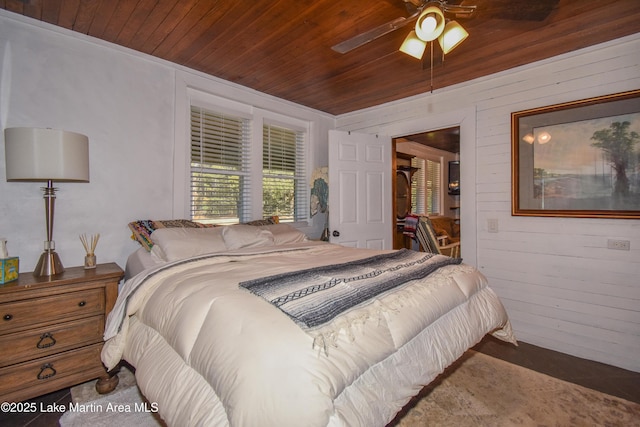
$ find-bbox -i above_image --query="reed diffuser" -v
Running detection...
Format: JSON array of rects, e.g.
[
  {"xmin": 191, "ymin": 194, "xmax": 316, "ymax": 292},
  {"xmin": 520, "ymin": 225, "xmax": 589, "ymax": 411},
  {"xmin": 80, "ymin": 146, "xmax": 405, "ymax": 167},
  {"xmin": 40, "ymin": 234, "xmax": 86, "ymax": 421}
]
[{"xmin": 80, "ymin": 233, "xmax": 99, "ymax": 269}]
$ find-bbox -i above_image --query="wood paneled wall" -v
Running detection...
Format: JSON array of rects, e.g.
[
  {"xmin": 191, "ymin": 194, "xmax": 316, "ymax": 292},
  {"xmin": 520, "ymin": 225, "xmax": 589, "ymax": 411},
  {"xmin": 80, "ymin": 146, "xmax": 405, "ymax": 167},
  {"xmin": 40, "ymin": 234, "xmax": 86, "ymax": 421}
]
[{"xmin": 337, "ymin": 34, "xmax": 640, "ymax": 372}]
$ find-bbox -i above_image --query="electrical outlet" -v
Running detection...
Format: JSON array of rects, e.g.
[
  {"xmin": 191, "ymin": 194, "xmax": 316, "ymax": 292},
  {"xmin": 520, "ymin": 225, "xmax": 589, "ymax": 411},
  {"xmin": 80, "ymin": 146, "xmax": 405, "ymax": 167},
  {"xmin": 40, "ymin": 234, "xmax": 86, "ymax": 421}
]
[
  {"xmin": 607, "ymin": 239, "xmax": 630, "ymax": 251},
  {"xmin": 487, "ymin": 218, "xmax": 499, "ymax": 233}
]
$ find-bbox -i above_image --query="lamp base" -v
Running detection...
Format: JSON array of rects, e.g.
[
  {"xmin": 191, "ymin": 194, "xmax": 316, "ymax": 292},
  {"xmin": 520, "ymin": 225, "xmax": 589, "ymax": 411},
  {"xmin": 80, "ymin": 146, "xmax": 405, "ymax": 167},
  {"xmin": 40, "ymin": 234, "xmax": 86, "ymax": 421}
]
[{"xmin": 33, "ymin": 250, "xmax": 65, "ymax": 277}]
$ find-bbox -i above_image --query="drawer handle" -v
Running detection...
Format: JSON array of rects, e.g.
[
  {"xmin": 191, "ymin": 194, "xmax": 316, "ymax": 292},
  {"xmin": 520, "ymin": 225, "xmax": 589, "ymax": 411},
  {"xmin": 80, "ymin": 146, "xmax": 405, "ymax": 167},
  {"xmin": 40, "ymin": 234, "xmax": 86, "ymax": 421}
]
[
  {"xmin": 36, "ymin": 332, "xmax": 57, "ymax": 349},
  {"xmin": 3, "ymin": 314, "xmax": 12, "ymax": 321},
  {"xmin": 37, "ymin": 363, "xmax": 57, "ymax": 380},
  {"xmin": 78, "ymin": 300, "xmax": 86, "ymax": 307}
]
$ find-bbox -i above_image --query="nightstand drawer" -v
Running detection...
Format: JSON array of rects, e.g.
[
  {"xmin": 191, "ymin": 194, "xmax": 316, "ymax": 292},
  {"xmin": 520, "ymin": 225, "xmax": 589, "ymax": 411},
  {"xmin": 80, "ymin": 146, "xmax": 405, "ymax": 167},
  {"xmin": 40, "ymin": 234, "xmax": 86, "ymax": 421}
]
[
  {"xmin": 0, "ymin": 315, "xmax": 104, "ymax": 367},
  {"xmin": 0, "ymin": 343, "xmax": 104, "ymax": 403},
  {"xmin": 0, "ymin": 288, "xmax": 104, "ymax": 333}
]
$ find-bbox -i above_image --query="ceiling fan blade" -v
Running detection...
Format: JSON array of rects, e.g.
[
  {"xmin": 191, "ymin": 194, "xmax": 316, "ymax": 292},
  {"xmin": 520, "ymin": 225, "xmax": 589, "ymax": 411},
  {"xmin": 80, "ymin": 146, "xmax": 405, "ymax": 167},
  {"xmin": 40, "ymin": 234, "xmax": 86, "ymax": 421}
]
[
  {"xmin": 332, "ymin": 13, "xmax": 419, "ymax": 54},
  {"xmin": 469, "ymin": 0, "xmax": 559, "ymax": 21},
  {"xmin": 441, "ymin": 4, "xmax": 477, "ymax": 18}
]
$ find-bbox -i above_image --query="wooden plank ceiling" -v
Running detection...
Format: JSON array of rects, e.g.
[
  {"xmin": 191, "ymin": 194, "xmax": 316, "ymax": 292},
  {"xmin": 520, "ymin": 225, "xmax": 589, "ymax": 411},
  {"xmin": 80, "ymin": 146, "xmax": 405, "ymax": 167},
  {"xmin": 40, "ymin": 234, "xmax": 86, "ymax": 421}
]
[{"xmin": 2, "ymin": 0, "xmax": 639, "ymax": 115}]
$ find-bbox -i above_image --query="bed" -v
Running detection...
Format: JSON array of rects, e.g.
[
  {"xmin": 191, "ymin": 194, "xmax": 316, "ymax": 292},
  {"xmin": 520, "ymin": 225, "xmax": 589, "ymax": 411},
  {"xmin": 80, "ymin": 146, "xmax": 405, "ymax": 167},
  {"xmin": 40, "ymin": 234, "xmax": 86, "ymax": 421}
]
[{"xmin": 102, "ymin": 220, "xmax": 516, "ymax": 426}]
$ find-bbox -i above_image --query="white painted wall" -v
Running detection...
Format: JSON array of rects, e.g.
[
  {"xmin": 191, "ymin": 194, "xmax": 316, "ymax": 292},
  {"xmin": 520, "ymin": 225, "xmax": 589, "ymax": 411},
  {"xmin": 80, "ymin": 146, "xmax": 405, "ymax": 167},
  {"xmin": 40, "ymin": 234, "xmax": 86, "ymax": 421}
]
[
  {"xmin": 0, "ymin": 11, "xmax": 334, "ymax": 273},
  {"xmin": 337, "ymin": 34, "xmax": 640, "ymax": 372}
]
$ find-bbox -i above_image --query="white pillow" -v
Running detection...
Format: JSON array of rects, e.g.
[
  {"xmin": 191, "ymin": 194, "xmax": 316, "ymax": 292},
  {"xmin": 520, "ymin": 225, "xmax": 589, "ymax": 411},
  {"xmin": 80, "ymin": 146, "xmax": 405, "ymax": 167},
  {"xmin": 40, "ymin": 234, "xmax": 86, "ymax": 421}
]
[
  {"xmin": 259, "ymin": 223, "xmax": 308, "ymax": 245},
  {"xmin": 150, "ymin": 227, "xmax": 227, "ymax": 262},
  {"xmin": 221, "ymin": 224, "xmax": 275, "ymax": 250}
]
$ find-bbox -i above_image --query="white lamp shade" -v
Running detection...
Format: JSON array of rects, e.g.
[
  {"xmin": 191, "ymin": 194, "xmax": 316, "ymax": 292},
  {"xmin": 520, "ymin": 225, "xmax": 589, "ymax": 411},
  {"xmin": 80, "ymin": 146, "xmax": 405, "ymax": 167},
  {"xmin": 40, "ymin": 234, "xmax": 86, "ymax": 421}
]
[
  {"xmin": 415, "ymin": 6, "xmax": 445, "ymax": 42},
  {"xmin": 399, "ymin": 31, "xmax": 427, "ymax": 59},
  {"xmin": 438, "ymin": 21, "xmax": 469, "ymax": 54},
  {"xmin": 4, "ymin": 127, "xmax": 89, "ymax": 182}
]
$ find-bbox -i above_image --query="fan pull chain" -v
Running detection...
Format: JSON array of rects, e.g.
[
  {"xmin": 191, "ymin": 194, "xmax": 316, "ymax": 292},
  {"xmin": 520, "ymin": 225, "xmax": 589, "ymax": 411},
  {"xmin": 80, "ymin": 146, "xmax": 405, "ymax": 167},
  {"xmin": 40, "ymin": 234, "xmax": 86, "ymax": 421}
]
[{"xmin": 430, "ymin": 41, "xmax": 434, "ymax": 93}]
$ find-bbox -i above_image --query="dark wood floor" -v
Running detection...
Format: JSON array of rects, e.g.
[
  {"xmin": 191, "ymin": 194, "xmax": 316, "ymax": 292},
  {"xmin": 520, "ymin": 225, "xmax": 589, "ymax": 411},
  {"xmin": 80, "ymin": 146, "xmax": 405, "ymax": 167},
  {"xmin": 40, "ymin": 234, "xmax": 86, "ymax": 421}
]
[
  {"xmin": 472, "ymin": 337, "xmax": 640, "ymax": 405},
  {"xmin": 1, "ymin": 337, "xmax": 639, "ymax": 426}
]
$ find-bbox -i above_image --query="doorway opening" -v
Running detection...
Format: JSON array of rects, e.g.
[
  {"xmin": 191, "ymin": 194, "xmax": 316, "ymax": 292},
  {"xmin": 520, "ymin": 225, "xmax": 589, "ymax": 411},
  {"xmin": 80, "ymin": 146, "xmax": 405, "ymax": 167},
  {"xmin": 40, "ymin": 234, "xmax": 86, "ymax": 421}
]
[{"xmin": 393, "ymin": 126, "xmax": 460, "ymax": 251}]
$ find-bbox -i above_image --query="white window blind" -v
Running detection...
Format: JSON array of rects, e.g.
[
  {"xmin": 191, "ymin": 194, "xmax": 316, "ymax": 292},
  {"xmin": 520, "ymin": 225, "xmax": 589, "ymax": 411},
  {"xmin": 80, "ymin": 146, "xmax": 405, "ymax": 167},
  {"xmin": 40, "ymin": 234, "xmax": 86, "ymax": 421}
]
[
  {"xmin": 190, "ymin": 106, "xmax": 251, "ymax": 224},
  {"xmin": 263, "ymin": 124, "xmax": 307, "ymax": 222},
  {"xmin": 411, "ymin": 157, "xmax": 441, "ymax": 215},
  {"xmin": 425, "ymin": 158, "xmax": 441, "ymax": 215},
  {"xmin": 411, "ymin": 157, "xmax": 426, "ymax": 214}
]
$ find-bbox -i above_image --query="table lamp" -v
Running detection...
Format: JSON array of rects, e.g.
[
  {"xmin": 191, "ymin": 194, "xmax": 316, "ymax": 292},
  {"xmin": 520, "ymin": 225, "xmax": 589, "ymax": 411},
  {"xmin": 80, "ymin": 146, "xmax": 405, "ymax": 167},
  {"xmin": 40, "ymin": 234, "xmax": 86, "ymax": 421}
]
[{"xmin": 4, "ymin": 127, "xmax": 89, "ymax": 277}]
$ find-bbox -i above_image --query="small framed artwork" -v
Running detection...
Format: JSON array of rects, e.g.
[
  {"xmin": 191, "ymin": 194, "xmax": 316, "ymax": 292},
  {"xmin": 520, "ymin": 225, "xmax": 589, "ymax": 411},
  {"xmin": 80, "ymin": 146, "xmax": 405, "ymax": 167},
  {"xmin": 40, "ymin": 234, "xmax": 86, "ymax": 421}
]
[{"xmin": 511, "ymin": 89, "xmax": 640, "ymax": 219}]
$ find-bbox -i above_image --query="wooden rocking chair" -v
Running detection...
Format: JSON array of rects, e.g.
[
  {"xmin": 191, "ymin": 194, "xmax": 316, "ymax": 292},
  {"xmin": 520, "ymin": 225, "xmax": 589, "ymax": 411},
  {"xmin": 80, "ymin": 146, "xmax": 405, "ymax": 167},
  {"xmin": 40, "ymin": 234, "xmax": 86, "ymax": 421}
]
[{"xmin": 416, "ymin": 216, "xmax": 461, "ymax": 259}]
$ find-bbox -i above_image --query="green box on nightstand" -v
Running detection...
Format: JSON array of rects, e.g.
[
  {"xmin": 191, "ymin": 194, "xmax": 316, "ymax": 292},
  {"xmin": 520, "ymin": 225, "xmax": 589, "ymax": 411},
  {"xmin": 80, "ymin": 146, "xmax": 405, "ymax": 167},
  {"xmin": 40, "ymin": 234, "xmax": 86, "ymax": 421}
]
[{"xmin": 0, "ymin": 257, "xmax": 19, "ymax": 284}]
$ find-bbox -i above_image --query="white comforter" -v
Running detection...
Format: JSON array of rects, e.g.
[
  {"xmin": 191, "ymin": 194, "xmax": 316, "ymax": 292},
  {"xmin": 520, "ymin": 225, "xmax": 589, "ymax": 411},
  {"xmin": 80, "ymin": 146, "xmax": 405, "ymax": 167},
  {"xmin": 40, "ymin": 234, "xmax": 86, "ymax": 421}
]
[{"xmin": 102, "ymin": 242, "xmax": 515, "ymax": 427}]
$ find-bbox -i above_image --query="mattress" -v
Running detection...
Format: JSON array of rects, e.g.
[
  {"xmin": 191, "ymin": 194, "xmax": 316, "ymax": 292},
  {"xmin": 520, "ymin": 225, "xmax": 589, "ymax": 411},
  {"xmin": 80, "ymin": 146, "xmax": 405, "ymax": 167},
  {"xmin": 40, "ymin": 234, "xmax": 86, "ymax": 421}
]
[{"xmin": 123, "ymin": 246, "xmax": 164, "ymax": 280}]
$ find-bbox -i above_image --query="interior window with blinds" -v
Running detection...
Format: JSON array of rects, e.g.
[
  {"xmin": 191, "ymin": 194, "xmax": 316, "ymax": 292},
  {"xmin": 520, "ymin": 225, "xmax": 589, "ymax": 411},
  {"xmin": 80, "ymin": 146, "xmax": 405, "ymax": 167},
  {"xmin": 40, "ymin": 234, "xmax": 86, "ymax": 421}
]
[
  {"xmin": 190, "ymin": 106, "xmax": 251, "ymax": 224},
  {"xmin": 411, "ymin": 157, "xmax": 426, "ymax": 214},
  {"xmin": 412, "ymin": 157, "xmax": 441, "ymax": 215},
  {"xmin": 263, "ymin": 124, "xmax": 307, "ymax": 222}
]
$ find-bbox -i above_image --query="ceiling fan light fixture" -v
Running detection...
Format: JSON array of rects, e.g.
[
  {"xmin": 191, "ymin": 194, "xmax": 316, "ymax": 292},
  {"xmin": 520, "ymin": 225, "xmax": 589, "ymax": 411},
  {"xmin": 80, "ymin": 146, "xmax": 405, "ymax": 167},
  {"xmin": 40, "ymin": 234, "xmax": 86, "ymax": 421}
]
[
  {"xmin": 522, "ymin": 133, "xmax": 535, "ymax": 144},
  {"xmin": 537, "ymin": 131, "xmax": 552, "ymax": 144},
  {"xmin": 419, "ymin": 15, "xmax": 437, "ymax": 34},
  {"xmin": 415, "ymin": 6, "xmax": 445, "ymax": 42},
  {"xmin": 399, "ymin": 30, "xmax": 427, "ymax": 59},
  {"xmin": 438, "ymin": 20, "xmax": 469, "ymax": 54}
]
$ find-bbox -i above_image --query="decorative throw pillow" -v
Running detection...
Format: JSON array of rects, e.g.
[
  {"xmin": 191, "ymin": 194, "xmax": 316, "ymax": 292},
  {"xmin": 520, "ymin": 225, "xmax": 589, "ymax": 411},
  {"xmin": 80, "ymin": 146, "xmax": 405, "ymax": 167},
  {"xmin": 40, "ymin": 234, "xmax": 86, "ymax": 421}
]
[
  {"xmin": 243, "ymin": 216, "xmax": 279, "ymax": 226},
  {"xmin": 128, "ymin": 219, "xmax": 205, "ymax": 251}
]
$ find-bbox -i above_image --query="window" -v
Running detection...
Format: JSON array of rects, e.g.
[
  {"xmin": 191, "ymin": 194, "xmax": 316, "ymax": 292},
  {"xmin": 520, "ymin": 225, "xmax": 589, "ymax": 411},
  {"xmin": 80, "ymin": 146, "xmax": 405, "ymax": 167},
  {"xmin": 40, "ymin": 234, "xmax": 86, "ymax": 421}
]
[
  {"xmin": 411, "ymin": 157, "xmax": 426, "ymax": 214},
  {"xmin": 425, "ymin": 158, "xmax": 442, "ymax": 215},
  {"xmin": 412, "ymin": 156, "xmax": 441, "ymax": 215},
  {"xmin": 263, "ymin": 124, "xmax": 307, "ymax": 222},
  {"xmin": 190, "ymin": 106, "xmax": 252, "ymax": 224},
  {"xmin": 190, "ymin": 103, "xmax": 308, "ymax": 224}
]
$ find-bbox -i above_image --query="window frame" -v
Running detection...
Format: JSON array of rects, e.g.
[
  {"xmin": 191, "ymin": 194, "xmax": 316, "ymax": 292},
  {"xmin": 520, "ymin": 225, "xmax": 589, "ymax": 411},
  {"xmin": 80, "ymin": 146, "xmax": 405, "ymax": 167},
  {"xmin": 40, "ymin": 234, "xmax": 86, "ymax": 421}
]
[
  {"xmin": 262, "ymin": 118, "xmax": 309, "ymax": 222},
  {"xmin": 190, "ymin": 105, "xmax": 253, "ymax": 224},
  {"xmin": 175, "ymin": 86, "xmax": 311, "ymax": 224}
]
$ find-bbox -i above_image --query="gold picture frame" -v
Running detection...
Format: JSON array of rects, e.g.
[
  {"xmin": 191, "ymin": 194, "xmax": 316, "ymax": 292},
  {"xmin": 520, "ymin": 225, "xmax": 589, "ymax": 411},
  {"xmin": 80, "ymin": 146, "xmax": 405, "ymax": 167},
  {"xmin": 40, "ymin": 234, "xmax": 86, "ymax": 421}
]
[{"xmin": 512, "ymin": 89, "xmax": 640, "ymax": 219}]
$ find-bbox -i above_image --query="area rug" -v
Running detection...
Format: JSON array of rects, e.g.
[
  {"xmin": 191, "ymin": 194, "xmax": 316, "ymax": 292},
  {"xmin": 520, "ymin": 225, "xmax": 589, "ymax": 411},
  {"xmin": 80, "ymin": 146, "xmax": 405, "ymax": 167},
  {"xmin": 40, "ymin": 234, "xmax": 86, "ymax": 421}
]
[
  {"xmin": 59, "ymin": 351, "xmax": 640, "ymax": 427},
  {"xmin": 390, "ymin": 351, "xmax": 640, "ymax": 427},
  {"xmin": 58, "ymin": 365, "xmax": 165, "ymax": 427}
]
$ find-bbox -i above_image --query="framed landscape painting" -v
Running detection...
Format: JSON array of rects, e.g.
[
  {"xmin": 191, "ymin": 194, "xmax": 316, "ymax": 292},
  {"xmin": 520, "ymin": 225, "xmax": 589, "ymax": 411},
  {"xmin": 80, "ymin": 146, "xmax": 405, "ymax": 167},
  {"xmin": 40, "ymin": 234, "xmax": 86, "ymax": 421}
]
[{"xmin": 512, "ymin": 89, "xmax": 640, "ymax": 219}]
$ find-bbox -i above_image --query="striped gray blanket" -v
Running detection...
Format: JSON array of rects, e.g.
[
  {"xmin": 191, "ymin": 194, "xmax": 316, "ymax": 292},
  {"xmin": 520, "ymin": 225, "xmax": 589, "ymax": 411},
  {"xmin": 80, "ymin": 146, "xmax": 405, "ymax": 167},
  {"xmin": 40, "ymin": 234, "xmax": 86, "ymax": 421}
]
[{"xmin": 239, "ymin": 249, "xmax": 462, "ymax": 330}]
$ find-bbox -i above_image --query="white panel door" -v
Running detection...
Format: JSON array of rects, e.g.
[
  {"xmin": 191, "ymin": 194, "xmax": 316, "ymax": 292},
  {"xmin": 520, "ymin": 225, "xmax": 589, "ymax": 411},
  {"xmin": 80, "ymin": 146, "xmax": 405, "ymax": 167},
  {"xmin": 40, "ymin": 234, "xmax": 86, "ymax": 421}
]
[{"xmin": 328, "ymin": 130, "xmax": 392, "ymax": 249}]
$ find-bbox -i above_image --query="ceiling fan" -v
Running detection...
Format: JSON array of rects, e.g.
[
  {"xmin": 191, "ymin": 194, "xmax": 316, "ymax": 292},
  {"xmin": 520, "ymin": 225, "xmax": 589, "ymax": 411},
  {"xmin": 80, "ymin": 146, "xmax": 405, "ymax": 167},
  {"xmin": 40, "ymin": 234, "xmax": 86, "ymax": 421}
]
[
  {"xmin": 331, "ymin": 0, "xmax": 560, "ymax": 55},
  {"xmin": 331, "ymin": 0, "xmax": 477, "ymax": 54}
]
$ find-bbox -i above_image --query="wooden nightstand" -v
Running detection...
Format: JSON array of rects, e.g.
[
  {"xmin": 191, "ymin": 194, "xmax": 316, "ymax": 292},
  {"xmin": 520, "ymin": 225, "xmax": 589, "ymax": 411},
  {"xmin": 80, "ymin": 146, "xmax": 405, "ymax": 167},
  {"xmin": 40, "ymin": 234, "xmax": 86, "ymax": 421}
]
[{"xmin": 0, "ymin": 263, "xmax": 123, "ymax": 403}]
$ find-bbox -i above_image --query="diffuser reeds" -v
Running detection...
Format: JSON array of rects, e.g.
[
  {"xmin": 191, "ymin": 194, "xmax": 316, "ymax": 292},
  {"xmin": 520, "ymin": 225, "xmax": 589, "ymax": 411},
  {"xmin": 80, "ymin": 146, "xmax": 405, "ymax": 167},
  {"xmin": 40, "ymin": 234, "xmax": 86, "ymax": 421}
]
[
  {"xmin": 80, "ymin": 233, "xmax": 99, "ymax": 269},
  {"xmin": 80, "ymin": 233, "xmax": 99, "ymax": 255}
]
